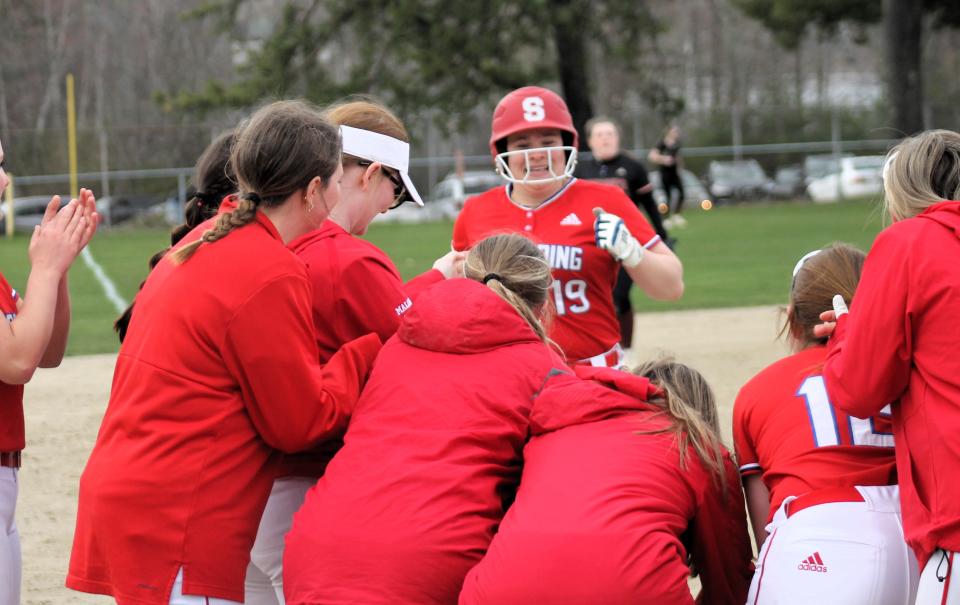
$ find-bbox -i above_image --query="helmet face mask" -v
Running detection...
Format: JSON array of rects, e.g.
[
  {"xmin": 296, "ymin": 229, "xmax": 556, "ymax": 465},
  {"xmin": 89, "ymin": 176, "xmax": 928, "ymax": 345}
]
[
  {"xmin": 494, "ymin": 146, "xmax": 578, "ymax": 184},
  {"xmin": 489, "ymin": 86, "xmax": 580, "ymax": 186}
]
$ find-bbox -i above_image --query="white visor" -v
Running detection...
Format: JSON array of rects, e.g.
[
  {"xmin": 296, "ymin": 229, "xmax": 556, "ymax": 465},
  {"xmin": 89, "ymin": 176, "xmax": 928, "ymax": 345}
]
[
  {"xmin": 494, "ymin": 146, "xmax": 578, "ymax": 184},
  {"xmin": 340, "ymin": 125, "xmax": 423, "ymax": 207}
]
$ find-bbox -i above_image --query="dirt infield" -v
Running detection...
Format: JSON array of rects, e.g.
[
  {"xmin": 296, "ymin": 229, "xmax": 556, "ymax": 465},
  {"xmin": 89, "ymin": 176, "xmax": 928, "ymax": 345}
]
[{"xmin": 17, "ymin": 305, "xmax": 787, "ymax": 604}]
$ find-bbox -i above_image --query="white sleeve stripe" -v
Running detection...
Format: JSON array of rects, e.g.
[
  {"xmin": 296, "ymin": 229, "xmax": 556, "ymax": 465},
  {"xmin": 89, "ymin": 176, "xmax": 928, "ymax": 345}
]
[
  {"xmin": 642, "ymin": 234, "xmax": 662, "ymax": 249},
  {"xmin": 739, "ymin": 463, "xmax": 761, "ymax": 472}
]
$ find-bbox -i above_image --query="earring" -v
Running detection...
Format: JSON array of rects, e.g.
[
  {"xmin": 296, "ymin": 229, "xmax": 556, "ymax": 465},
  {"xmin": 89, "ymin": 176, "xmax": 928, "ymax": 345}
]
[{"xmin": 304, "ymin": 194, "xmax": 314, "ymax": 213}]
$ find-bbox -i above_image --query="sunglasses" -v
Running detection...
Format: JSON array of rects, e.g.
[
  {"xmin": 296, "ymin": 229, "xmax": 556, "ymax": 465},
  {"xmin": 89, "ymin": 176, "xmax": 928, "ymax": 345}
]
[{"xmin": 358, "ymin": 160, "xmax": 407, "ymax": 209}]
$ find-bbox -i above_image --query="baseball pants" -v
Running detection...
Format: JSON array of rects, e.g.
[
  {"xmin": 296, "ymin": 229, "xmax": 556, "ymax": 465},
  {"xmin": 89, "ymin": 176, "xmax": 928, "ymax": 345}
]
[
  {"xmin": 915, "ymin": 549, "xmax": 960, "ymax": 605},
  {"xmin": 245, "ymin": 476, "xmax": 314, "ymax": 605},
  {"xmin": 0, "ymin": 468, "xmax": 20, "ymax": 605},
  {"xmin": 748, "ymin": 485, "xmax": 918, "ymax": 605},
  {"xmin": 169, "ymin": 568, "xmax": 242, "ymax": 605}
]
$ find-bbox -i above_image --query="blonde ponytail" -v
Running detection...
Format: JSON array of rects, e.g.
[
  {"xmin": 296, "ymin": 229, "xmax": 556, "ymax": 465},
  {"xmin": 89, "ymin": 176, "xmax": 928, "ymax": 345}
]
[
  {"xmin": 464, "ymin": 234, "xmax": 552, "ymax": 342},
  {"xmin": 633, "ymin": 358, "xmax": 728, "ymax": 492}
]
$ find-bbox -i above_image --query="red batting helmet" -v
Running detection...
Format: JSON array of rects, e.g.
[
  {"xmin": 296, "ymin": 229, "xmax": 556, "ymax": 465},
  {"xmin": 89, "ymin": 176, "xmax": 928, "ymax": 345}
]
[{"xmin": 489, "ymin": 86, "xmax": 579, "ymax": 157}]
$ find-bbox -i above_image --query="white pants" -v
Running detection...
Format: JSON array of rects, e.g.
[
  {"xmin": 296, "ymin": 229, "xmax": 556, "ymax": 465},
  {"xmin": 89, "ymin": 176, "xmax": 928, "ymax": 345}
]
[
  {"xmin": 915, "ymin": 550, "xmax": 960, "ymax": 605},
  {"xmin": 244, "ymin": 477, "xmax": 314, "ymax": 605},
  {"xmin": 169, "ymin": 568, "xmax": 242, "ymax": 605},
  {"xmin": 0, "ymin": 468, "xmax": 20, "ymax": 605},
  {"xmin": 748, "ymin": 485, "xmax": 918, "ymax": 605}
]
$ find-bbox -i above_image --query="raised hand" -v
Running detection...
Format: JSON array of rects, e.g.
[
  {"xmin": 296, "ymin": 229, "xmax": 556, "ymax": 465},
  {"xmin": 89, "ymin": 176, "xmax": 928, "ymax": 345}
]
[{"xmin": 593, "ymin": 207, "xmax": 644, "ymax": 268}]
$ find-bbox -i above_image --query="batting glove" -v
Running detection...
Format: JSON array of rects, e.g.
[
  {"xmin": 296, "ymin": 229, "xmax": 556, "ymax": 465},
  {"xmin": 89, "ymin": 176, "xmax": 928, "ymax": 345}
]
[
  {"xmin": 832, "ymin": 294, "xmax": 849, "ymax": 318},
  {"xmin": 593, "ymin": 208, "xmax": 644, "ymax": 268}
]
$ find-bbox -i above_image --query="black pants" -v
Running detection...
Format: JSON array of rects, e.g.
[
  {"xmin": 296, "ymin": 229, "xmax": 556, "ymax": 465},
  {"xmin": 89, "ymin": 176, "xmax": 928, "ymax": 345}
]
[
  {"xmin": 661, "ymin": 170, "xmax": 685, "ymax": 214},
  {"xmin": 613, "ymin": 267, "xmax": 634, "ymax": 349}
]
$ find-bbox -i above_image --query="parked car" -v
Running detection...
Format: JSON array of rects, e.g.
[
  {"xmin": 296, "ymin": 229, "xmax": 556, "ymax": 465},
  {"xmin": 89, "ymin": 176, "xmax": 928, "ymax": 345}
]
[
  {"xmin": 705, "ymin": 160, "xmax": 772, "ymax": 202},
  {"xmin": 767, "ymin": 165, "xmax": 807, "ymax": 199},
  {"xmin": 806, "ymin": 155, "xmax": 886, "ymax": 203},
  {"xmin": 803, "ymin": 153, "xmax": 853, "ymax": 186},
  {"xmin": 649, "ymin": 169, "xmax": 710, "ymax": 211},
  {"xmin": 1, "ymin": 193, "xmax": 163, "ymax": 231},
  {"xmin": 376, "ymin": 170, "xmax": 502, "ymax": 224}
]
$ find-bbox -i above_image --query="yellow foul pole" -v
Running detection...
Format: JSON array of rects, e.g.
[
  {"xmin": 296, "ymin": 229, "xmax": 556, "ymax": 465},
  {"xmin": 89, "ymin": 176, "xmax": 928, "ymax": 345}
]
[{"xmin": 66, "ymin": 74, "xmax": 78, "ymax": 198}]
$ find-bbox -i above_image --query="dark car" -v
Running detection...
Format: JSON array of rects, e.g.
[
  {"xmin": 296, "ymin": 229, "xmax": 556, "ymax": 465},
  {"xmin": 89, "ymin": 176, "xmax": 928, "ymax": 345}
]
[{"xmin": 705, "ymin": 160, "xmax": 772, "ymax": 202}]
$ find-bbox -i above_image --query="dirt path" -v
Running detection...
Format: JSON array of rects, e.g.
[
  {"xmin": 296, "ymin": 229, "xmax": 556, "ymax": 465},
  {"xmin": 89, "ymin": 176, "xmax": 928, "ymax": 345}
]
[{"xmin": 17, "ymin": 305, "xmax": 786, "ymax": 603}]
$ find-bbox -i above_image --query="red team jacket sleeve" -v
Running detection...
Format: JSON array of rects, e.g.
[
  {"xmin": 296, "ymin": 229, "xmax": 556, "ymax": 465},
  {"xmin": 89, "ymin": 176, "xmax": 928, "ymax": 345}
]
[
  {"xmin": 732, "ymin": 391, "xmax": 761, "ymax": 477},
  {"xmin": 336, "ymin": 254, "xmax": 439, "ymax": 346},
  {"xmin": 824, "ymin": 230, "xmax": 912, "ymax": 419},
  {"xmin": 691, "ymin": 454, "xmax": 755, "ymax": 605},
  {"xmin": 222, "ymin": 273, "xmax": 382, "ymax": 453}
]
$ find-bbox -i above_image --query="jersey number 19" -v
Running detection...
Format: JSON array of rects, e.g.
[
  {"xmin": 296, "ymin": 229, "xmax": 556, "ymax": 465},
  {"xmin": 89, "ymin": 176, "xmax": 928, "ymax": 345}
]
[{"xmin": 797, "ymin": 376, "xmax": 894, "ymax": 448}]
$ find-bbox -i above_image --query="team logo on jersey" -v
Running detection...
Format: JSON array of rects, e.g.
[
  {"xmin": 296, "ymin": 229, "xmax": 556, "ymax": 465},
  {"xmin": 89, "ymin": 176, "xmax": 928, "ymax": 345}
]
[
  {"xmin": 615, "ymin": 167, "xmax": 628, "ymax": 177},
  {"xmin": 394, "ymin": 297, "xmax": 413, "ymax": 317},
  {"xmin": 797, "ymin": 551, "xmax": 827, "ymax": 573},
  {"xmin": 537, "ymin": 244, "xmax": 583, "ymax": 271},
  {"xmin": 559, "ymin": 213, "xmax": 582, "ymax": 226}
]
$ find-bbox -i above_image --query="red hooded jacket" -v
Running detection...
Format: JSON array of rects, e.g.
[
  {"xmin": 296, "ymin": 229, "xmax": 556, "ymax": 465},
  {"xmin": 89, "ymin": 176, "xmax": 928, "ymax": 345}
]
[
  {"xmin": 283, "ymin": 279, "xmax": 643, "ymax": 605},
  {"xmin": 67, "ymin": 212, "xmax": 380, "ymax": 604},
  {"xmin": 459, "ymin": 366, "xmax": 754, "ymax": 605},
  {"xmin": 824, "ymin": 201, "xmax": 960, "ymax": 568}
]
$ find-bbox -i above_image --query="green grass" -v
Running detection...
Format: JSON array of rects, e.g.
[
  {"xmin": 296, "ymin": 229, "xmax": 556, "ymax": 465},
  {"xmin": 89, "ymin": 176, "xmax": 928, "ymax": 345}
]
[{"xmin": 0, "ymin": 199, "xmax": 885, "ymax": 356}]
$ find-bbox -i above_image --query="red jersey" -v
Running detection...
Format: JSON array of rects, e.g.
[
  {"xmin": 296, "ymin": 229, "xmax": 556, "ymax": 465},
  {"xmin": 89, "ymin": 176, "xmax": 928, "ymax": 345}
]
[
  {"xmin": 289, "ymin": 220, "xmax": 443, "ymax": 362},
  {"xmin": 0, "ymin": 272, "xmax": 23, "ymax": 452},
  {"xmin": 452, "ymin": 178, "xmax": 658, "ymax": 362},
  {"xmin": 733, "ymin": 345, "xmax": 896, "ymax": 521},
  {"xmin": 67, "ymin": 212, "xmax": 381, "ymax": 604},
  {"xmin": 824, "ymin": 201, "xmax": 960, "ymax": 568},
  {"xmin": 460, "ymin": 367, "xmax": 753, "ymax": 605}
]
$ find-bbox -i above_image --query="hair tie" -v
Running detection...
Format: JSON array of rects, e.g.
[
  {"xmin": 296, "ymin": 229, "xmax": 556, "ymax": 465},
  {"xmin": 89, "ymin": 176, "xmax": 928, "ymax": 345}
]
[
  {"xmin": 482, "ymin": 273, "xmax": 503, "ymax": 284},
  {"xmin": 244, "ymin": 192, "xmax": 262, "ymax": 206}
]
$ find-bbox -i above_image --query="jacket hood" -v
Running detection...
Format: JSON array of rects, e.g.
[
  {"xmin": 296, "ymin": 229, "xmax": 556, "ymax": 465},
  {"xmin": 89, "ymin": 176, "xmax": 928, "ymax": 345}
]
[
  {"xmin": 398, "ymin": 278, "xmax": 542, "ymax": 354},
  {"xmin": 529, "ymin": 366, "xmax": 658, "ymax": 436},
  {"xmin": 918, "ymin": 201, "xmax": 960, "ymax": 237}
]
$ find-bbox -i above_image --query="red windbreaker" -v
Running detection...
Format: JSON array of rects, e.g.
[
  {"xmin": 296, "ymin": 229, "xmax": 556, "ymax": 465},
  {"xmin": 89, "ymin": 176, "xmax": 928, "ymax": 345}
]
[
  {"xmin": 66, "ymin": 212, "xmax": 381, "ymax": 604},
  {"xmin": 283, "ymin": 279, "xmax": 644, "ymax": 605},
  {"xmin": 459, "ymin": 366, "xmax": 754, "ymax": 605},
  {"xmin": 824, "ymin": 201, "xmax": 960, "ymax": 568}
]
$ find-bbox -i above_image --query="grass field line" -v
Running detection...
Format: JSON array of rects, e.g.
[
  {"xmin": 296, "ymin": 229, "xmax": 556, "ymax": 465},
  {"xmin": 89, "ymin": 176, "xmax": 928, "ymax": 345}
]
[{"xmin": 80, "ymin": 247, "xmax": 128, "ymax": 314}]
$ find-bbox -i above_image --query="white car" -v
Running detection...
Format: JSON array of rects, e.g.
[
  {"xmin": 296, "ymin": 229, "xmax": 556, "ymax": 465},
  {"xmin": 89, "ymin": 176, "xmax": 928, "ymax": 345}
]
[
  {"xmin": 807, "ymin": 156, "xmax": 886, "ymax": 203},
  {"xmin": 375, "ymin": 170, "xmax": 502, "ymax": 224}
]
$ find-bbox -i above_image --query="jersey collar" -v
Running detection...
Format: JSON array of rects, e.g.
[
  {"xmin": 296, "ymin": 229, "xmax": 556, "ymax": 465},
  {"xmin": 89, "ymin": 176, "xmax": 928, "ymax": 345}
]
[{"xmin": 505, "ymin": 177, "xmax": 577, "ymax": 212}]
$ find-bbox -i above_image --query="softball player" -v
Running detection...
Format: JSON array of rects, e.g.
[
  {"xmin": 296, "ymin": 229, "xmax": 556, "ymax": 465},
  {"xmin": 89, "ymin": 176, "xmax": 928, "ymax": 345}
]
[
  {"xmin": 819, "ymin": 130, "xmax": 960, "ymax": 605},
  {"xmin": 244, "ymin": 100, "xmax": 461, "ymax": 605},
  {"xmin": 67, "ymin": 101, "xmax": 381, "ymax": 605},
  {"xmin": 0, "ymin": 139, "xmax": 97, "ymax": 605},
  {"xmin": 459, "ymin": 360, "xmax": 753, "ymax": 605},
  {"xmin": 452, "ymin": 86, "xmax": 683, "ymax": 367},
  {"xmin": 283, "ymin": 234, "xmax": 650, "ymax": 605},
  {"xmin": 734, "ymin": 244, "xmax": 918, "ymax": 605}
]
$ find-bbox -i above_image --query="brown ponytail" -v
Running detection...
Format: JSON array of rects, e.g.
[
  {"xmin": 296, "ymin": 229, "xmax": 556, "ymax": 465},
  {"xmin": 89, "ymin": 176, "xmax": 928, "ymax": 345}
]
[
  {"xmin": 634, "ymin": 358, "xmax": 728, "ymax": 492},
  {"xmin": 781, "ymin": 243, "xmax": 866, "ymax": 349},
  {"xmin": 171, "ymin": 99, "xmax": 341, "ymax": 264},
  {"xmin": 463, "ymin": 234, "xmax": 552, "ymax": 342}
]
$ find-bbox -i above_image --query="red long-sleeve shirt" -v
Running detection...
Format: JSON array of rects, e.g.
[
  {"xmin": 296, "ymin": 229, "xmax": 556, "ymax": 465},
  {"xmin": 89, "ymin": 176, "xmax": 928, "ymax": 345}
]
[
  {"xmin": 824, "ymin": 201, "xmax": 960, "ymax": 568},
  {"xmin": 459, "ymin": 367, "xmax": 754, "ymax": 605},
  {"xmin": 67, "ymin": 212, "xmax": 380, "ymax": 604}
]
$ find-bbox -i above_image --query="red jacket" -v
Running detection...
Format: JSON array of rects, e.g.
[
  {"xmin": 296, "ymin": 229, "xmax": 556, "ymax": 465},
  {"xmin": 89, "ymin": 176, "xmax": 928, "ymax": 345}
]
[
  {"xmin": 283, "ymin": 221, "xmax": 443, "ymax": 477},
  {"xmin": 66, "ymin": 212, "xmax": 381, "ymax": 604},
  {"xmin": 289, "ymin": 220, "xmax": 443, "ymax": 362},
  {"xmin": 283, "ymin": 279, "xmax": 643, "ymax": 605},
  {"xmin": 824, "ymin": 201, "xmax": 960, "ymax": 568},
  {"xmin": 0, "ymin": 272, "xmax": 23, "ymax": 452},
  {"xmin": 459, "ymin": 367, "xmax": 754, "ymax": 605}
]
